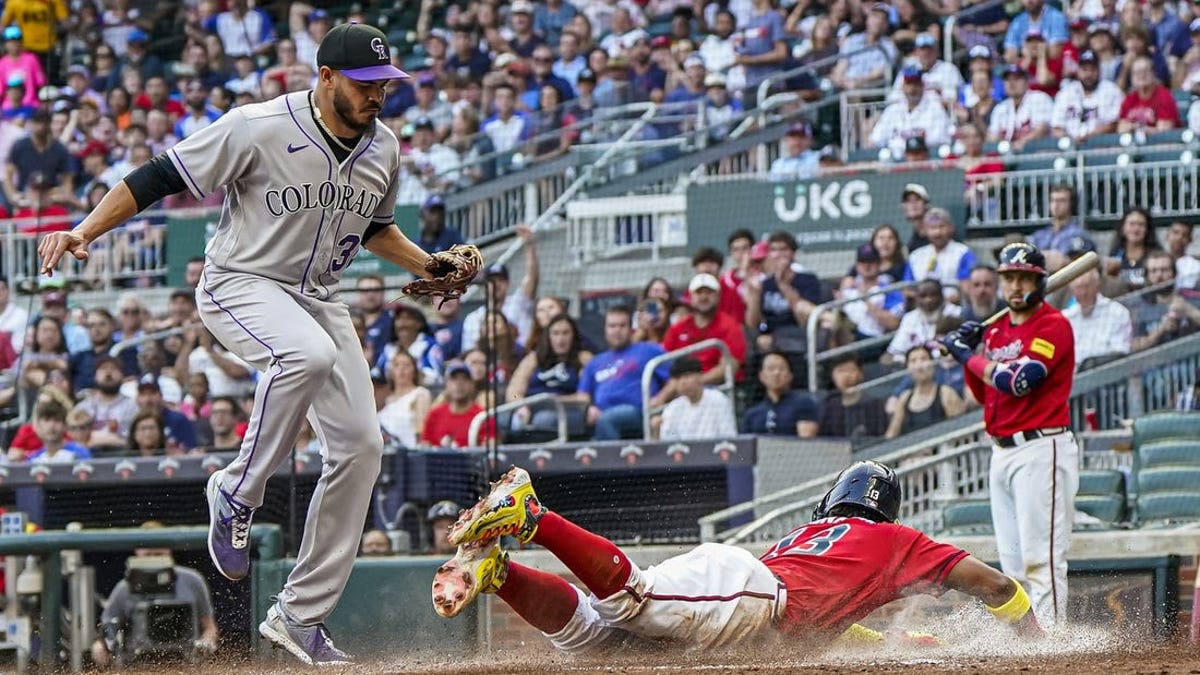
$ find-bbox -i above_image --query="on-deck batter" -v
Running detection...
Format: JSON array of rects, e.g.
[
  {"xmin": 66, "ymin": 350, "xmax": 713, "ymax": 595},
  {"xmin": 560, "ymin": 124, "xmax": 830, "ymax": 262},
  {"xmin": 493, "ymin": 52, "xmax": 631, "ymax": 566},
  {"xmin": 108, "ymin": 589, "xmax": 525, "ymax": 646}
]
[
  {"xmin": 941, "ymin": 242, "xmax": 1079, "ymax": 627},
  {"xmin": 38, "ymin": 23, "xmax": 440, "ymax": 666}
]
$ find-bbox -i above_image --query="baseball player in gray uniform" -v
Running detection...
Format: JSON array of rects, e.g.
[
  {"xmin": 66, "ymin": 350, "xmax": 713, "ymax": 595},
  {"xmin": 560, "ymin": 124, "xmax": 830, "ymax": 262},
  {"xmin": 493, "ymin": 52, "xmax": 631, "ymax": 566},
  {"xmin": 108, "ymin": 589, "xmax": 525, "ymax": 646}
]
[{"xmin": 39, "ymin": 23, "xmax": 438, "ymax": 665}]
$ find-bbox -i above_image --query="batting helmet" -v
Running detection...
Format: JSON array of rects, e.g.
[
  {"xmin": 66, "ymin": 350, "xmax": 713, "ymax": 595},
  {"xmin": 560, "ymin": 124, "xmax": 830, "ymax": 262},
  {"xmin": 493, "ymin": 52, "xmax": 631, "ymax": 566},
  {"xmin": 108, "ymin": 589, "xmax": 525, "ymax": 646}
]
[
  {"xmin": 812, "ymin": 460, "xmax": 902, "ymax": 523},
  {"xmin": 996, "ymin": 241, "xmax": 1048, "ymax": 302}
]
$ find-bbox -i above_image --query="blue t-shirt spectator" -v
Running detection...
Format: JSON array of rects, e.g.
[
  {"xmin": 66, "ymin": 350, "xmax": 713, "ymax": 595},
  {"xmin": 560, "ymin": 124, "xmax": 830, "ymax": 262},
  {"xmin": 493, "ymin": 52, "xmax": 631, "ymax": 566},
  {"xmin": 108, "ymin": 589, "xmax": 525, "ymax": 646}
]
[
  {"xmin": 738, "ymin": 9, "xmax": 787, "ymax": 87},
  {"xmin": 1003, "ymin": 5, "xmax": 1068, "ymax": 54},
  {"xmin": 741, "ymin": 391, "xmax": 820, "ymax": 435},
  {"xmin": 580, "ymin": 341, "xmax": 669, "ymax": 411},
  {"xmin": 163, "ymin": 408, "xmax": 197, "ymax": 450},
  {"xmin": 534, "ymin": 1, "xmax": 578, "ymax": 47}
]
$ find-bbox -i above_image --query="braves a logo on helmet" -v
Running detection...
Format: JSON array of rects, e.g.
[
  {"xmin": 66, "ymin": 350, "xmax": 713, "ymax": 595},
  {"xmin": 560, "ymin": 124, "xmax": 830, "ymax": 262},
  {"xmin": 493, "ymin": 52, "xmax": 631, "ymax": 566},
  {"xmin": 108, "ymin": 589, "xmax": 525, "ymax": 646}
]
[
  {"xmin": 370, "ymin": 37, "xmax": 388, "ymax": 61},
  {"xmin": 1008, "ymin": 248, "xmax": 1029, "ymax": 264}
]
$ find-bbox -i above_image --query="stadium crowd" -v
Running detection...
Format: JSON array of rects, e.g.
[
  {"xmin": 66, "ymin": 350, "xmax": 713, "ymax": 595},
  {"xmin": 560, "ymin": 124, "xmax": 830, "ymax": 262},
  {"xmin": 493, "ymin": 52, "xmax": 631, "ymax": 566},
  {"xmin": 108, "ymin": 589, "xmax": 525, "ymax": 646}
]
[{"xmin": 0, "ymin": 0, "xmax": 1199, "ymax": 464}]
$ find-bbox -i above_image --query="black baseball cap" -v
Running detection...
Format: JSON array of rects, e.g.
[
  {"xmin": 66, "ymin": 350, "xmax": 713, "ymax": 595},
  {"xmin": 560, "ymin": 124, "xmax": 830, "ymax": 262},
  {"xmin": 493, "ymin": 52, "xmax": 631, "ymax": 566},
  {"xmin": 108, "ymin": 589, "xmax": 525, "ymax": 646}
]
[{"xmin": 317, "ymin": 23, "xmax": 410, "ymax": 81}]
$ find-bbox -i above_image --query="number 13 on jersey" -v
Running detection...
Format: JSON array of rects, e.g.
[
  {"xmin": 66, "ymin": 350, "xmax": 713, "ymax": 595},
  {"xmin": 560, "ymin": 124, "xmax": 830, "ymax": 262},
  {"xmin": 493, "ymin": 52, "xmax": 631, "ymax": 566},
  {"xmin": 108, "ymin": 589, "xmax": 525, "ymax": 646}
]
[{"xmin": 763, "ymin": 523, "xmax": 852, "ymax": 559}]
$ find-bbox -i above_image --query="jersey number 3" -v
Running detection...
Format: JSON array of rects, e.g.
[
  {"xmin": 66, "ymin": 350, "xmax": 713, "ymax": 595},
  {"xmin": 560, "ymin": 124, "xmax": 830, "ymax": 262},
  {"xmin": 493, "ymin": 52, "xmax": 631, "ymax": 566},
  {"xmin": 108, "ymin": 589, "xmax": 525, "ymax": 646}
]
[
  {"xmin": 331, "ymin": 234, "xmax": 361, "ymax": 272},
  {"xmin": 768, "ymin": 523, "xmax": 851, "ymax": 558}
]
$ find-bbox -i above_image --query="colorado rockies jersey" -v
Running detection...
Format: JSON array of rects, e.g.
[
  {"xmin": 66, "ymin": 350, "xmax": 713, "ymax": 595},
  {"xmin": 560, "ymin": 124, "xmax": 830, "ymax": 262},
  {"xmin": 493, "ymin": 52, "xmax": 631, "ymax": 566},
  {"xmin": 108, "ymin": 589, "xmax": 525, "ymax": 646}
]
[
  {"xmin": 761, "ymin": 517, "xmax": 968, "ymax": 635},
  {"xmin": 967, "ymin": 301, "xmax": 1075, "ymax": 437},
  {"xmin": 167, "ymin": 90, "xmax": 401, "ymax": 300}
]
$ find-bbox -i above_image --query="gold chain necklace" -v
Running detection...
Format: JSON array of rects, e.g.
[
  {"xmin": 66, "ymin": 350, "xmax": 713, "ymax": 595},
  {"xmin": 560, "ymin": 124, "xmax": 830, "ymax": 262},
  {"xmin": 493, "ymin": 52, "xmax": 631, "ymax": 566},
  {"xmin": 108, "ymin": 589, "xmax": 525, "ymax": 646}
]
[{"xmin": 310, "ymin": 92, "xmax": 357, "ymax": 153}]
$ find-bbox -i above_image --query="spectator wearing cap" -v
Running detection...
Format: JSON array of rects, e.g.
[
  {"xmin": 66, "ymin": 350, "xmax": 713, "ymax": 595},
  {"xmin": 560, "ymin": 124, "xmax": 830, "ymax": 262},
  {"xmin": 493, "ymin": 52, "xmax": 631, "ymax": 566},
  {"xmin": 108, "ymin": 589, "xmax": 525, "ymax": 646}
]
[
  {"xmin": 209, "ymin": 0, "xmax": 276, "ymax": 58},
  {"xmin": 955, "ymin": 46, "xmax": 1004, "ymax": 126},
  {"xmin": 1118, "ymin": 55, "xmax": 1181, "ymax": 133},
  {"xmin": 508, "ymin": 0, "xmax": 547, "ymax": 58},
  {"xmin": 426, "ymin": 500, "xmax": 461, "ymax": 555},
  {"xmin": 372, "ymin": 303, "xmax": 445, "ymax": 387},
  {"xmin": 902, "ymin": 207, "xmax": 977, "ymax": 303},
  {"xmin": 536, "ymin": 0, "xmax": 579, "ymax": 48},
  {"xmin": 888, "ymin": 33, "xmax": 963, "ymax": 109},
  {"xmin": 1029, "ymin": 184, "xmax": 1096, "ymax": 259},
  {"xmin": 1052, "ymin": 50, "xmax": 1121, "ymax": 142},
  {"xmin": 656, "ymin": 355, "xmax": 736, "ymax": 441},
  {"xmin": 65, "ymin": 65, "xmax": 105, "ymax": 112},
  {"xmin": 699, "ymin": 71, "xmax": 742, "ymax": 142},
  {"xmin": 987, "ymin": 65, "xmax": 1053, "ymax": 148},
  {"xmin": 27, "ymin": 399, "xmax": 91, "ymax": 464},
  {"xmin": 552, "ymin": 29, "xmax": 587, "ymax": 88},
  {"xmin": 1003, "ymin": 0, "xmax": 1068, "ymax": 63},
  {"xmin": 831, "ymin": 4, "xmax": 898, "ymax": 91},
  {"xmin": 698, "ymin": 9, "xmax": 738, "ymax": 78},
  {"xmin": 903, "ymin": 136, "xmax": 930, "ymax": 162},
  {"xmin": 69, "ymin": 308, "xmax": 138, "ymax": 393},
  {"xmin": 420, "ymin": 362, "xmax": 491, "ymax": 448},
  {"xmin": 0, "ymin": 25, "xmax": 45, "ymax": 108},
  {"xmin": 868, "ymin": 66, "xmax": 951, "ymax": 156},
  {"xmin": 836, "ymin": 243, "xmax": 905, "ymax": 340},
  {"xmin": 482, "ymin": 82, "xmax": 532, "ymax": 154},
  {"xmin": 659, "ymin": 272, "xmax": 747, "ymax": 400},
  {"xmin": 899, "ymin": 183, "xmax": 931, "ymax": 250},
  {"xmin": 733, "ymin": 0, "xmax": 789, "ymax": 94},
  {"xmin": 1166, "ymin": 220, "xmax": 1200, "ymax": 290},
  {"xmin": 0, "ymin": 74, "xmax": 35, "ymax": 121},
  {"xmin": 399, "ymin": 116, "xmax": 461, "ymax": 205},
  {"xmin": 112, "ymin": 28, "xmax": 164, "ymax": 82},
  {"xmin": 666, "ymin": 54, "xmax": 707, "ymax": 103},
  {"xmin": 1063, "ymin": 267, "xmax": 1133, "ymax": 367},
  {"xmin": 134, "ymin": 373, "xmax": 197, "ymax": 452},
  {"xmin": 568, "ymin": 66, "xmax": 601, "ymax": 120},
  {"xmin": 76, "ymin": 354, "xmax": 140, "ymax": 450},
  {"xmin": 403, "ymin": 75, "xmax": 453, "ymax": 138},
  {"xmin": 566, "ymin": 305, "xmax": 669, "ymax": 440},
  {"xmin": 1017, "ymin": 28, "xmax": 1064, "ymax": 96},
  {"xmin": 288, "ymin": 3, "xmax": 331, "ymax": 71},
  {"xmin": 768, "ymin": 122, "xmax": 820, "ymax": 181},
  {"xmin": 417, "ymin": 194, "xmax": 464, "ymax": 254},
  {"xmin": 461, "ymin": 224, "xmax": 540, "ymax": 349}
]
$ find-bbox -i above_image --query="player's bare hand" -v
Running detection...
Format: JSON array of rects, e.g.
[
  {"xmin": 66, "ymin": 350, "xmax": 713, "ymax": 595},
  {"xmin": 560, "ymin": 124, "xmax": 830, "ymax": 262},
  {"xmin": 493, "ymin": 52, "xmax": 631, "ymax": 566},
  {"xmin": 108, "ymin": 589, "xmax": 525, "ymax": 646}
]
[{"xmin": 38, "ymin": 230, "xmax": 90, "ymax": 275}]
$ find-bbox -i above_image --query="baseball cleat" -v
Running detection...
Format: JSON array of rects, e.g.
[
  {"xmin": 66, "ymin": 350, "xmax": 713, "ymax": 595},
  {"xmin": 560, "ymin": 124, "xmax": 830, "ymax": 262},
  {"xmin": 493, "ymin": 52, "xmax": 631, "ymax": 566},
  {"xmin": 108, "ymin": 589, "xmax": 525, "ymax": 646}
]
[
  {"xmin": 432, "ymin": 536, "xmax": 508, "ymax": 618},
  {"xmin": 205, "ymin": 470, "xmax": 254, "ymax": 581},
  {"xmin": 447, "ymin": 466, "xmax": 544, "ymax": 546},
  {"xmin": 259, "ymin": 602, "xmax": 353, "ymax": 666}
]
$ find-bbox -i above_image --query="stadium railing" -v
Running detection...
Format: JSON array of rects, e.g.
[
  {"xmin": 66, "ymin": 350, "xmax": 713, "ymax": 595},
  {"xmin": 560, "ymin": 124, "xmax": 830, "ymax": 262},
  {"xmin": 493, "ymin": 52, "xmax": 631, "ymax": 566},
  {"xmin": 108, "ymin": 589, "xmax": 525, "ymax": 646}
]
[
  {"xmin": 698, "ymin": 331, "xmax": 1200, "ymax": 543},
  {"xmin": 639, "ymin": 338, "xmax": 736, "ymax": 440},
  {"xmin": 467, "ymin": 392, "xmax": 570, "ymax": 447},
  {"xmin": 803, "ymin": 279, "xmax": 918, "ymax": 392}
]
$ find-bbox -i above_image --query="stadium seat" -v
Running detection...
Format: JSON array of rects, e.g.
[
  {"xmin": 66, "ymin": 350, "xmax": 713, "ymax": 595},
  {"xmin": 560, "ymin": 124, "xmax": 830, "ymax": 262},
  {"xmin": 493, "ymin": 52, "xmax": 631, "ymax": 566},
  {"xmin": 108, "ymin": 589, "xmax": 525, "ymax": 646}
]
[
  {"xmin": 1136, "ymin": 439, "xmax": 1200, "ymax": 472},
  {"xmin": 941, "ymin": 499, "xmax": 993, "ymax": 534},
  {"xmin": 1132, "ymin": 412, "xmax": 1200, "ymax": 447},
  {"xmin": 1079, "ymin": 132, "xmax": 1129, "ymax": 151},
  {"xmin": 848, "ymin": 146, "xmax": 882, "ymax": 163},
  {"xmin": 1013, "ymin": 155, "xmax": 1067, "ymax": 172},
  {"xmin": 1021, "ymin": 136, "xmax": 1071, "ymax": 154},
  {"xmin": 1135, "ymin": 492, "xmax": 1200, "ymax": 525},
  {"xmin": 1142, "ymin": 127, "xmax": 1195, "ymax": 146},
  {"xmin": 1075, "ymin": 494, "xmax": 1125, "ymax": 525},
  {"xmin": 1135, "ymin": 467, "xmax": 1200, "ymax": 495},
  {"xmin": 1135, "ymin": 149, "xmax": 1187, "ymax": 165},
  {"xmin": 1077, "ymin": 469, "xmax": 1125, "ymax": 497}
]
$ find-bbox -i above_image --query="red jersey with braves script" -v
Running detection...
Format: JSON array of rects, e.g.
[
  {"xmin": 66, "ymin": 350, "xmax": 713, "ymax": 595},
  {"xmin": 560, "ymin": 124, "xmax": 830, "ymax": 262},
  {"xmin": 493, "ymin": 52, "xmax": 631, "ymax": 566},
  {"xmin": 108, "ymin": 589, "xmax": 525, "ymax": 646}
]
[
  {"xmin": 965, "ymin": 301, "xmax": 1074, "ymax": 437},
  {"xmin": 760, "ymin": 517, "xmax": 969, "ymax": 635}
]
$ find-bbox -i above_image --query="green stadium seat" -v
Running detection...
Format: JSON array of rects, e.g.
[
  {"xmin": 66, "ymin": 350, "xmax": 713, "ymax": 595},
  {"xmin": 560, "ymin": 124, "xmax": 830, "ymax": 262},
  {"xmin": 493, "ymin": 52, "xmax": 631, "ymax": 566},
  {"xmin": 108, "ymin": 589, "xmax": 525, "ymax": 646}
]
[
  {"xmin": 1132, "ymin": 411, "xmax": 1200, "ymax": 447},
  {"xmin": 1020, "ymin": 136, "xmax": 1071, "ymax": 154},
  {"xmin": 1135, "ymin": 149, "xmax": 1187, "ymax": 165},
  {"xmin": 1143, "ymin": 127, "xmax": 1195, "ymax": 146},
  {"xmin": 941, "ymin": 499, "xmax": 993, "ymax": 534},
  {"xmin": 1013, "ymin": 155, "xmax": 1066, "ymax": 172},
  {"xmin": 1135, "ymin": 467, "xmax": 1200, "ymax": 494},
  {"xmin": 848, "ymin": 147, "xmax": 883, "ymax": 163},
  {"xmin": 1077, "ymin": 469, "xmax": 1125, "ymax": 497},
  {"xmin": 1075, "ymin": 494, "xmax": 1125, "ymax": 525},
  {"xmin": 1079, "ymin": 132, "xmax": 1128, "ymax": 151},
  {"xmin": 1135, "ymin": 492, "xmax": 1200, "ymax": 525},
  {"xmin": 1137, "ymin": 439, "xmax": 1200, "ymax": 472}
]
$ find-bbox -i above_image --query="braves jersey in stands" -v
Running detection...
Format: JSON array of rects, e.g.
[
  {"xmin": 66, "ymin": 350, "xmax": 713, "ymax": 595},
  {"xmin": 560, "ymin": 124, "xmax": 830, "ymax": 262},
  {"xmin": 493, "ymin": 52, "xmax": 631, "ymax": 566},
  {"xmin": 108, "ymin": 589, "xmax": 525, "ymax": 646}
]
[
  {"xmin": 967, "ymin": 302, "xmax": 1074, "ymax": 437},
  {"xmin": 760, "ymin": 517, "xmax": 968, "ymax": 634},
  {"xmin": 988, "ymin": 90, "xmax": 1054, "ymax": 141}
]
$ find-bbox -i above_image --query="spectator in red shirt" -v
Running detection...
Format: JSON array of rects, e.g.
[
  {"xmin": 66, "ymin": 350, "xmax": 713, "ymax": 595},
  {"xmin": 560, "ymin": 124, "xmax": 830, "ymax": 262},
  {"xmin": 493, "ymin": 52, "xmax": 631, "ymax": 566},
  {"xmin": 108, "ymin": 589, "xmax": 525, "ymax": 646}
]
[
  {"xmin": 421, "ymin": 363, "xmax": 493, "ymax": 448},
  {"xmin": 133, "ymin": 75, "xmax": 186, "ymax": 120},
  {"xmin": 1118, "ymin": 56, "xmax": 1181, "ymax": 133},
  {"xmin": 14, "ymin": 172, "xmax": 71, "ymax": 233},
  {"xmin": 658, "ymin": 273, "xmax": 748, "ymax": 404},
  {"xmin": 1018, "ymin": 29, "xmax": 1063, "ymax": 96}
]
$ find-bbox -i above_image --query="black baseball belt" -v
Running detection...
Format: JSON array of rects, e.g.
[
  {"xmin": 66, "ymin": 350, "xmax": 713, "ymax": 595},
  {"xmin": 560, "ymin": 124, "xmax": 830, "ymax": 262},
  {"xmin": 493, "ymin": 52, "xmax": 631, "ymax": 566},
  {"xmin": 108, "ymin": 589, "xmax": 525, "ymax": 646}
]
[{"xmin": 993, "ymin": 427, "xmax": 1069, "ymax": 449}]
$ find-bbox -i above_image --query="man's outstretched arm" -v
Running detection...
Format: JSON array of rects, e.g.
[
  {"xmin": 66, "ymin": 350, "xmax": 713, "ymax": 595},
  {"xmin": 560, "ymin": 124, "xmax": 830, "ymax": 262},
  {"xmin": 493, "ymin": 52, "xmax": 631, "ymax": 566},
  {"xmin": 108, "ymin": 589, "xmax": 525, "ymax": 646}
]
[{"xmin": 944, "ymin": 555, "xmax": 1042, "ymax": 635}]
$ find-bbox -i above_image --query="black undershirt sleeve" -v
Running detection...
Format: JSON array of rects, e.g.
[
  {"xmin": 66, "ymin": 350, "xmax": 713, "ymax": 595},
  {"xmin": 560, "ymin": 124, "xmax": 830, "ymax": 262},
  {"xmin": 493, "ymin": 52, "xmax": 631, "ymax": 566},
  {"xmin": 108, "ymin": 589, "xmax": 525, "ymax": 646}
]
[
  {"xmin": 124, "ymin": 153, "xmax": 189, "ymax": 212},
  {"xmin": 362, "ymin": 220, "xmax": 394, "ymax": 244}
]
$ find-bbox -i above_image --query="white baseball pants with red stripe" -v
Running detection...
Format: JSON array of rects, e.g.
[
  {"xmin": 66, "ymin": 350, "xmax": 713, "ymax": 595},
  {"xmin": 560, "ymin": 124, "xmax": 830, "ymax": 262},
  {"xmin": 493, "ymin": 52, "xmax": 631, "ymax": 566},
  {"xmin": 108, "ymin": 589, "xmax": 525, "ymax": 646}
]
[{"xmin": 989, "ymin": 431, "xmax": 1080, "ymax": 627}]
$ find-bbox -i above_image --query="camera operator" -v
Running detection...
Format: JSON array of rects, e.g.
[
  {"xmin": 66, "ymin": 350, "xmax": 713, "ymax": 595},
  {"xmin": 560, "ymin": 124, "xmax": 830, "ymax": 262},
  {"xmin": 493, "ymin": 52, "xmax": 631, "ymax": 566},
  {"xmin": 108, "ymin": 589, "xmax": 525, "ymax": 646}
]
[{"xmin": 91, "ymin": 522, "xmax": 218, "ymax": 667}]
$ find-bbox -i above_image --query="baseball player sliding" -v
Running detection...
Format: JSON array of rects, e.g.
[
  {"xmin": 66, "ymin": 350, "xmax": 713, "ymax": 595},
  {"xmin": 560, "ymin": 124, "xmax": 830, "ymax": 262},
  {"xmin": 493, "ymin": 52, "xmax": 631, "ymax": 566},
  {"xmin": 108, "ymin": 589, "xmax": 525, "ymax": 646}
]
[
  {"xmin": 39, "ymin": 23, "xmax": 479, "ymax": 665},
  {"xmin": 941, "ymin": 242, "xmax": 1078, "ymax": 627},
  {"xmin": 432, "ymin": 462, "xmax": 1043, "ymax": 652}
]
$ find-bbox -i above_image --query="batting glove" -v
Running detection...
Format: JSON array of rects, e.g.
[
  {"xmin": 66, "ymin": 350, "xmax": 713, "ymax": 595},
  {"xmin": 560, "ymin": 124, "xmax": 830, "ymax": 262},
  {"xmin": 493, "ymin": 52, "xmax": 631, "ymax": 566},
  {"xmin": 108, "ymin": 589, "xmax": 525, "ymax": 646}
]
[
  {"xmin": 957, "ymin": 320, "xmax": 984, "ymax": 348},
  {"xmin": 940, "ymin": 330, "xmax": 976, "ymax": 365}
]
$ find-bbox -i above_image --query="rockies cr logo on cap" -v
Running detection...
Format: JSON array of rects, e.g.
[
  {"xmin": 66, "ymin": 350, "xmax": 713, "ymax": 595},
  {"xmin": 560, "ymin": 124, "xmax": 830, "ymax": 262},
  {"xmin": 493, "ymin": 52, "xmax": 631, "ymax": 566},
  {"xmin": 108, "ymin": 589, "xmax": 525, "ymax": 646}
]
[{"xmin": 317, "ymin": 23, "xmax": 410, "ymax": 81}]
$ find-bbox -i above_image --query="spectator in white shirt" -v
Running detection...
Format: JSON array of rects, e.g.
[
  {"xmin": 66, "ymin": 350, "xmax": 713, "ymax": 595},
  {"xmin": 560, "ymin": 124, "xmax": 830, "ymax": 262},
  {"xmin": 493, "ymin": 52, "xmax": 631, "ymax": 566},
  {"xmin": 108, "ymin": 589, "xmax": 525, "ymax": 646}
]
[
  {"xmin": 869, "ymin": 66, "xmax": 952, "ymax": 156},
  {"xmin": 837, "ymin": 243, "xmax": 905, "ymax": 339},
  {"xmin": 0, "ymin": 275, "xmax": 28, "ymax": 352},
  {"xmin": 398, "ymin": 117, "xmax": 462, "ymax": 205},
  {"xmin": 902, "ymin": 207, "xmax": 978, "ymax": 303},
  {"xmin": 461, "ymin": 225, "xmax": 540, "ymax": 350},
  {"xmin": 883, "ymin": 279, "xmax": 963, "ymax": 365},
  {"xmin": 1166, "ymin": 220, "xmax": 1200, "ymax": 289},
  {"xmin": 657, "ymin": 356, "xmax": 737, "ymax": 440},
  {"xmin": 831, "ymin": 3, "xmax": 898, "ymax": 90},
  {"xmin": 482, "ymin": 82, "xmax": 531, "ymax": 154},
  {"xmin": 699, "ymin": 9, "xmax": 739, "ymax": 76},
  {"xmin": 988, "ymin": 65, "xmax": 1054, "ymax": 149},
  {"xmin": 768, "ymin": 122, "xmax": 820, "ymax": 180},
  {"xmin": 212, "ymin": 0, "xmax": 276, "ymax": 58},
  {"xmin": 889, "ymin": 33, "xmax": 963, "ymax": 108},
  {"xmin": 1063, "ymin": 268, "xmax": 1132, "ymax": 366},
  {"xmin": 1052, "ymin": 50, "xmax": 1122, "ymax": 142}
]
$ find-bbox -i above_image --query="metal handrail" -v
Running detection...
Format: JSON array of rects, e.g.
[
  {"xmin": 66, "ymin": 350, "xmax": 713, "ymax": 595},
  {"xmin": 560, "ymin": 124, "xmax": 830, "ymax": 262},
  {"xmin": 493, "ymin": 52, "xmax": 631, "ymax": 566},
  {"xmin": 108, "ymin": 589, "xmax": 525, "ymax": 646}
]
[
  {"xmin": 805, "ymin": 280, "xmax": 917, "ymax": 391},
  {"xmin": 109, "ymin": 326, "xmax": 187, "ymax": 357},
  {"xmin": 467, "ymin": 392, "xmax": 568, "ymax": 447},
  {"xmin": 754, "ymin": 43, "xmax": 897, "ymax": 109},
  {"xmin": 640, "ymin": 338, "xmax": 736, "ymax": 440}
]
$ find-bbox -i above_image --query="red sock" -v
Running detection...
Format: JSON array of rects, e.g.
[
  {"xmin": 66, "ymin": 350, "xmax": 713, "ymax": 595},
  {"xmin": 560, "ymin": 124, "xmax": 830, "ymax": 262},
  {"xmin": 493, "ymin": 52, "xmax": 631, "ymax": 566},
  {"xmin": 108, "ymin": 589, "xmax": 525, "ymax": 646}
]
[
  {"xmin": 497, "ymin": 562, "xmax": 578, "ymax": 634},
  {"xmin": 532, "ymin": 512, "xmax": 633, "ymax": 599}
]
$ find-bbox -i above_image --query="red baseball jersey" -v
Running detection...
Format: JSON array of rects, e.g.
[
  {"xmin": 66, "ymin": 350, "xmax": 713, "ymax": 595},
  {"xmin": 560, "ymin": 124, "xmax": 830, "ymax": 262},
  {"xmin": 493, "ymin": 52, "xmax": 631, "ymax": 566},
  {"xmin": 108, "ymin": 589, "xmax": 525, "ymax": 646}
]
[
  {"xmin": 760, "ymin": 517, "xmax": 969, "ymax": 635},
  {"xmin": 966, "ymin": 301, "xmax": 1075, "ymax": 437}
]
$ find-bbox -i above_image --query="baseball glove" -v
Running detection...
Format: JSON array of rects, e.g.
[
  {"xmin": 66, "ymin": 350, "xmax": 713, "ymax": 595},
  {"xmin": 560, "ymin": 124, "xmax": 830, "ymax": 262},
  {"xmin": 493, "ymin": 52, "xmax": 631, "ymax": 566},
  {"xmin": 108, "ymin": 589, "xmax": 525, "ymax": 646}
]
[{"xmin": 401, "ymin": 244, "xmax": 483, "ymax": 307}]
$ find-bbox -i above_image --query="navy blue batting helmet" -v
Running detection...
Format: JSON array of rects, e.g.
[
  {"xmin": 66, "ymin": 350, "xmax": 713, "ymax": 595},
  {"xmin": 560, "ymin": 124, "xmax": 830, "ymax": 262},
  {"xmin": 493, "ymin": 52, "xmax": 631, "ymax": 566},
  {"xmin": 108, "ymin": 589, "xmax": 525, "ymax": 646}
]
[
  {"xmin": 996, "ymin": 241, "xmax": 1048, "ymax": 302},
  {"xmin": 812, "ymin": 460, "xmax": 902, "ymax": 523}
]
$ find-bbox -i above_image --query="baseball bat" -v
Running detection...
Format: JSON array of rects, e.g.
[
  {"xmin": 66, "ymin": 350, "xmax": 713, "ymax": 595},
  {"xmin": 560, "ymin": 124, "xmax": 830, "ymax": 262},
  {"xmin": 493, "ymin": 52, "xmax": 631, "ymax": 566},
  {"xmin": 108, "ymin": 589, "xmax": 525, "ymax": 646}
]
[{"xmin": 981, "ymin": 250, "xmax": 1101, "ymax": 327}]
